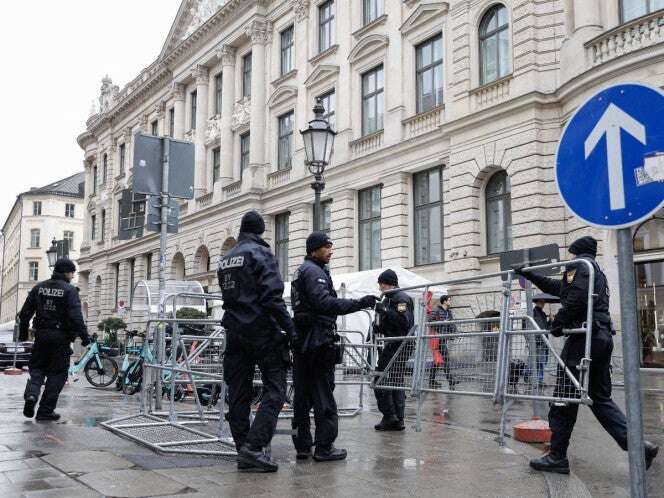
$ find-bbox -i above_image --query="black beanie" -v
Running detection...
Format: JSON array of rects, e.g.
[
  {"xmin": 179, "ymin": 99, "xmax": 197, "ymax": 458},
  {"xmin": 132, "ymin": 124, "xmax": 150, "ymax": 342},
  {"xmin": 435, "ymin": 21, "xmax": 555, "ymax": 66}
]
[
  {"xmin": 240, "ymin": 210, "xmax": 265, "ymax": 235},
  {"xmin": 54, "ymin": 258, "xmax": 76, "ymax": 274},
  {"xmin": 569, "ymin": 236, "xmax": 597, "ymax": 257},
  {"xmin": 306, "ymin": 231, "xmax": 333, "ymax": 254},
  {"xmin": 377, "ymin": 269, "xmax": 398, "ymax": 287}
]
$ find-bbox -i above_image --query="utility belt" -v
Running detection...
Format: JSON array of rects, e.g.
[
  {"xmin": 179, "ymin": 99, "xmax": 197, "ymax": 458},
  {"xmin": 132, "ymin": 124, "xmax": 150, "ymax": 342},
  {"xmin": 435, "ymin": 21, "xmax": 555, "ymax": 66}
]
[
  {"xmin": 34, "ymin": 319, "xmax": 66, "ymax": 331},
  {"xmin": 592, "ymin": 312, "xmax": 615, "ymax": 335}
]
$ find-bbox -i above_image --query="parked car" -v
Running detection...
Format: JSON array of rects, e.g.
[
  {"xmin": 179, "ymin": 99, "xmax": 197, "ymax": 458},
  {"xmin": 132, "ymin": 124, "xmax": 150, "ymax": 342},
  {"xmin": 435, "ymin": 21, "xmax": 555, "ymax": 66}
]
[{"xmin": 0, "ymin": 327, "xmax": 32, "ymax": 370}]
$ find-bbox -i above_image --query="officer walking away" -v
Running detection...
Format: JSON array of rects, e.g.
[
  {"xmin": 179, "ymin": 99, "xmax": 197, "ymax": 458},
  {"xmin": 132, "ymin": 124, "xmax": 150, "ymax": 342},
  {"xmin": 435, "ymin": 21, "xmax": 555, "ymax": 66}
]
[
  {"xmin": 516, "ymin": 236, "xmax": 658, "ymax": 474},
  {"xmin": 20, "ymin": 258, "xmax": 90, "ymax": 421},
  {"xmin": 218, "ymin": 210, "xmax": 298, "ymax": 473},
  {"xmin": 291, "ymin": 232, "xmax": 377, "ymax": 461},
  {"xmin": 373, "ymin": 269, "xmax": 414, "ymax": 431},
  {"xmin": 428, "ymin": 295, "xmax": 459, "ymax": 390}
]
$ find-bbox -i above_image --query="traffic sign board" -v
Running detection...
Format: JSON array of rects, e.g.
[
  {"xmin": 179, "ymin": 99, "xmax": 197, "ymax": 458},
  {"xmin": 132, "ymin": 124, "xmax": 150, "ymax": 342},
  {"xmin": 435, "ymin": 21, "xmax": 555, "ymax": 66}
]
[{"xmin": 556, "ymin": 83, "xmax": 664, "ymax": 229}]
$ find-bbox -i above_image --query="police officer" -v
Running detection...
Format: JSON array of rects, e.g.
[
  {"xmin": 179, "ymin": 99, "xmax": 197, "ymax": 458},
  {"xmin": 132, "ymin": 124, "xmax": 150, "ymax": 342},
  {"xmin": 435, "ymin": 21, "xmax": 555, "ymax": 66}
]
[
  {"xmin": 291, "ymin": 232, "xmax": 377, "ymax": 461},
  {"xmin": 372, "ymin": 269, "xmax": 414, "ymax": 431},
  {"xmin": 20, "ymin": 258, "xmax": 90, "ymax": 421},
  {"xmin": 218, "ymin": 210, "xmax": 297, "ymax": 473},
  {"xmin": 516, "ymin": 236, "xmax": 658, "ymax": 473}
]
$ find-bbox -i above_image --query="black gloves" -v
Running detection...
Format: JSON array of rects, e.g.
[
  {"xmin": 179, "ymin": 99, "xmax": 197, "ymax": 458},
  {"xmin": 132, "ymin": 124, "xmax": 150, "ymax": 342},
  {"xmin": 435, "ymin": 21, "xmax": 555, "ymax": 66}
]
[
  {"xmin": 550, "ymin": 322, "xmax": 564, "ymax": 337},
  {"xmin": 358, "ymin": 295, "xmax": 378, "ymax": 309},
  {"xmin": 80, "ymin": 335, "xmax": 91, "ymax": 347},
  {"xmin": 374, "ymin": 302, "xmax": 386, "ymax": 314},
  {"xmin": 513, "ymin": 264, "xmax": 528, "ymax": 276}
]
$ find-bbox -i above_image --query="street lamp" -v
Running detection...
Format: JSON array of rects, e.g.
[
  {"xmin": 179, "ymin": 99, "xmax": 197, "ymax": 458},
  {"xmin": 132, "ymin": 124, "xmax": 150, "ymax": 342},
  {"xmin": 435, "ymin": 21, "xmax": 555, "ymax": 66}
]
[
  {"xmin": 301, "ymin": 100, "xmax": 336, "ymax": 231},
  {"xmin": 46, "ymin": 238, "xmax": 58, "ymax": 269}
]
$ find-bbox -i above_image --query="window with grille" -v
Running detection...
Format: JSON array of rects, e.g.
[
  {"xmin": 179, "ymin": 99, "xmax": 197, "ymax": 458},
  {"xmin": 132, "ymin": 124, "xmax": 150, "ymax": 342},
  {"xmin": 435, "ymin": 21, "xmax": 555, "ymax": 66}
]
[
  {"xmin": 414, "ymin": 167, "xmax": 443, "ymax": 265},
  {"xmin": 362, "ymin": 65, "xmax": 384, "ymax": 135},
  {"xmin": 278, "ymin": 111, "xmax": 294, "ymax": 170},
  {"xmin": 275, "ymin": 213, "xmax": 290, "ymax": 281},
  {"xmin": 416, "ymin": 34, "xmax": 444, "ymax": 113},
  {"xmin": 359, "ymin": 186, "xmax": 381, "ymax": 270}
]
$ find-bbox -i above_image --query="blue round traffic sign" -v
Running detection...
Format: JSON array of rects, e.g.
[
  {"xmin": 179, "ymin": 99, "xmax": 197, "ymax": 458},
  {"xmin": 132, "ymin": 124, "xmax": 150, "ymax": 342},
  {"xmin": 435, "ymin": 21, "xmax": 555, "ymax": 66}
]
[{"xmin": 556, "ymin": 83, "xmax": 664, "ymax": 228}]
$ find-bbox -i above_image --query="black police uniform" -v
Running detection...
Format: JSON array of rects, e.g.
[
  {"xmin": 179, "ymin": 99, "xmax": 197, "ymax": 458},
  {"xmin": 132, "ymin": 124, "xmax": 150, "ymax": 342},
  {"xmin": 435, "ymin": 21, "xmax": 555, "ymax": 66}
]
[
  {"xmin": 19, "ymin": 271, "xmax": 89, "ymax": 417},
  {"xmin": 218, "ymin": 231, "xmax": 295, "ymax": 454},
  {"xmin": 428, "ymin": 305, "xmax": 458, "ymax": 388},
  {"xmin": 523, "ymin": 253, "xmax": 628, "ymax": 459},
  {"xmin": 290, "ymin": 256, "xmax": 371, "ymax": 455},
  {"xmin": 373, "ymin": 289, "xmax": 414, "ymax": 427}
]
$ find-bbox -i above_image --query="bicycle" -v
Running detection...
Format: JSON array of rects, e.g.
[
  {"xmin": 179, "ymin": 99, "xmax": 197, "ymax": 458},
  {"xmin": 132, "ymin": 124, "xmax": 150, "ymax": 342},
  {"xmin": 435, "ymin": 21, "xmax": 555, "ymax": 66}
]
[
  {"xmin": 69, "ymin": 333, "xmax": 119, "ymax": 388},
  {"xmin": 116, "ymin": 330, "xmax": 145, "ymax": 392}
]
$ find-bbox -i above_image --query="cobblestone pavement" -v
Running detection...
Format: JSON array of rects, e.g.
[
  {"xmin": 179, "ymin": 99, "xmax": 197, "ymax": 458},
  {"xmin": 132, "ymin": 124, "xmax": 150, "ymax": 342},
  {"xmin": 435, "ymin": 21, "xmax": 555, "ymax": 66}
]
[{"xmin": 0, "ymin": 370, "xmax": 661, "ymax": 497}]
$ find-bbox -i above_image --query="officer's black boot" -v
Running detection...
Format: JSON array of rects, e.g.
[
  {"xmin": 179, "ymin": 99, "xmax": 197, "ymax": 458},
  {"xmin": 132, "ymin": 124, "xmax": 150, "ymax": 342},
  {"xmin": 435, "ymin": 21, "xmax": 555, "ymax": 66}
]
[
  {"xmin": 35, "ymin": 412, "xmax": 61, "ymax": 422},
  {"xmin": 23, "ymin": 396, "xmax": 36, "ymax": 418},
  {"xmin": 645, "ymin": 440, "xmax": 659, "ymax": 470},
  {"xmin": 237, "ymin": 445, "xmax": 278, "ymax": 472},
  {"xmin": 313, "ymin": 445, "xmax": 347, "ymax": 462},
  {"xmin": 375, "ymin": 416, "xmax": 404, "ymax": 432},
  {"xmin": 529, "ymin": 453, "xmax": 570, "ymax": 474}
]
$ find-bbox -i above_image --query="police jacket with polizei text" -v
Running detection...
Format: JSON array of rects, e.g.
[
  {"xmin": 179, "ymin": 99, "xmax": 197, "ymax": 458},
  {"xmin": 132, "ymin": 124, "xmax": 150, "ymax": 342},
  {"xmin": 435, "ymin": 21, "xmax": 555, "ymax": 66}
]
[
  {"xmin": 525, "ymin": 254, "xmax": 610, "ymax": 331},
  {"xmin": 373, "ymin": 289, "xmax": 414, "ymax": 338},
  {"xmin": 18, "ymin": 273, "xmax": 89, "ymax": 342},
  {"xmin": 218, "ymin": 232, "xmax": 295, "ymax": 339},
  {"xmin": 291, "ymin": 256, "xmax": 363, "ymax": 351}
]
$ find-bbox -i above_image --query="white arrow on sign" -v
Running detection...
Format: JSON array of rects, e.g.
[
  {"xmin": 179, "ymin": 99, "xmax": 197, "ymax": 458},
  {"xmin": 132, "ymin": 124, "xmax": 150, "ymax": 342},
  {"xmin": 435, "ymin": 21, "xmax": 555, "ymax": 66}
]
[{"xmin": 584, "ymin": 103, "xmax": 646, "ymax": 211}]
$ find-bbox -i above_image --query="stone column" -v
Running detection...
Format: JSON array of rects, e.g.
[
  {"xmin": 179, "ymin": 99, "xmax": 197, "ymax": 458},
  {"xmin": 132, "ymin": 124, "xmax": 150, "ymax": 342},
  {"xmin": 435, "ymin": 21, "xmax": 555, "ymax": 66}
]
[
  {"xmin": 171, "ymin": 82, "xmax": 186, "ymax": 140},
  {"xmin": 218, "ymin": 45, "xmax": 236, "ymax": 187},
  {"xmin": 573, "ymin": 0, "xmax": 601, "ymax": 32},
  {"xmin": 329, "ymin": 190, "xmax": 356, "ymax": 274},
  {"xmin": 292, "ymin": 0, "xmax": 310, "ymax": 180},
  {"xmin": 246, "ymin": 19, "xmax": 271, "ymax": 190},
  {"xmin": 155, "ymin": 101, "xmax": 166, "ymax": 137},
  {"xmin": 193, "ymin": 65, "xmax": 210, "ymax": 197},
  {"xmin": 286, "ymin": 202, "xmax": 311, "ymax": 277}
]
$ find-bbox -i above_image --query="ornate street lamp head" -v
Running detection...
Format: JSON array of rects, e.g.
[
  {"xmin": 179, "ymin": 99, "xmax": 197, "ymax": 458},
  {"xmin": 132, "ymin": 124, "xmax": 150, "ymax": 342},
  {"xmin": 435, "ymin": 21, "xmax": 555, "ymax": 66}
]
[
  {"xmin": 46, "ymin": 239, "xmax": 58, "ymax": 269},
  {"xmin": 301, "ymin": 99, "xmax": 336, "ymax": 177}
]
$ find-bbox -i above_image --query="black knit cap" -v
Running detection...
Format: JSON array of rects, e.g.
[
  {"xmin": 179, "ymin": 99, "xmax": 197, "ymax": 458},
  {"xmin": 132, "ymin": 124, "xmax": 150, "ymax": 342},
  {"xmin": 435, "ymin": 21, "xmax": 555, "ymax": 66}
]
[
  {"xmin": 306, "ymin": 231, "xmax": 333, "ymax": 254},
  {"xmin": 377, "ymin": 269, "xmax": 398, "ymax": 287},
  {"xmin": 569, "ymin": 236, "xmax": 597, "ymax": 257},
  {"xmin": 54, "ymin": 258, "xmax": 76, "ymax": 274},
  {"xmin": 239, "ymin": 210, "xmax": 265, "ymax": 235}
]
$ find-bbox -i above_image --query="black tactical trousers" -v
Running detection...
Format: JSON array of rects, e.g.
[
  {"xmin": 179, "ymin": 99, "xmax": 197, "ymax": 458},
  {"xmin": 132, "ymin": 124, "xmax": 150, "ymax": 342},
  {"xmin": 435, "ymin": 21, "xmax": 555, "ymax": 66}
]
[
  {"xmin": 24, "ymin": 330, "xmax": 71, "ymax": 415},
  {"xmin": 292, "ymin": 344, "xmax": 338, "ymax": 452},
  {"xmin": 374, "ymin": 341, "xmax": 414, "ymax": 421},
  {"xmin": 549, "ymin": 330, "xmax": 628, "ymax": 458},
  {"xmin": 223, "ymin": 334, "xmax": 287, "ymax": 451}
]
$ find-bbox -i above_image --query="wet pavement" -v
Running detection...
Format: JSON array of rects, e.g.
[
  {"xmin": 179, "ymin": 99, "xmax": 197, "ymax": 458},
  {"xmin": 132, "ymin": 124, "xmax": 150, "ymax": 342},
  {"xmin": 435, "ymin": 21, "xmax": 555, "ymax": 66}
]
[{"xmin": 0, "ymin": 370, "xmax": 661, "ymax": 497}]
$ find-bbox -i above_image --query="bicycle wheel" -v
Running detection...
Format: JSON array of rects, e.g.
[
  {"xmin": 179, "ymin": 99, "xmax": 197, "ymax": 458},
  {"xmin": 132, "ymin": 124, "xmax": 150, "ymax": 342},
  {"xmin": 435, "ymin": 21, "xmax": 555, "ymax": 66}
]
[{"xmin": 84, "ymin": 355, "xmax": 119, "ymax": 387}]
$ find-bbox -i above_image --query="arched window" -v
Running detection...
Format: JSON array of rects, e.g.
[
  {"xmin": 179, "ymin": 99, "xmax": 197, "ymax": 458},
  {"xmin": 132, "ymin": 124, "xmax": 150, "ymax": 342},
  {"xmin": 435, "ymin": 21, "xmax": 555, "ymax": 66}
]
[
  {"xmin": 171, "ymin": 252, "xmax": 186, "ymax": 280},
  {"xmin": 221, "ymin": 237, "xmax": 237, "ymax": 257},
  {"xmin": 194, "ymin": 246, "xmax": 211, "ymax": 274},
  {"xmin": 634, "ymin": 215, "xmax": 664, "ymax": 252},
  {"xmin": 479, "ymin": 4, "xmax": 511, "ymax": 85},
  {"xmin": 485, "ymin": 170, "xmax": 512, "ymax": 254}
]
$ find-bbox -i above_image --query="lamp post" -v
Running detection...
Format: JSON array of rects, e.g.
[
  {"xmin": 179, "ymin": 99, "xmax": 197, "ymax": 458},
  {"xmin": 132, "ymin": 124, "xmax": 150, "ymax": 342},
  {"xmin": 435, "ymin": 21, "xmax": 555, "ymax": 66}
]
[
  {"xmin": 46, "ymin": 238, "xmax": 58, "ymax": 269},
  {"xmin": 301, "ymin": 100, "xmax": 336, "ymax": 231}
]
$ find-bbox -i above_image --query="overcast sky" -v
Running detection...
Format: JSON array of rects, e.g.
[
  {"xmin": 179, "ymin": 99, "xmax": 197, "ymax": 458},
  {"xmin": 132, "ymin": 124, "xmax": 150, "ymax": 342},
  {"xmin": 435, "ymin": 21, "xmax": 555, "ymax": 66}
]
[{"xmin": 0, "ymin": 0, "xmax": 181, "ymax": 223}]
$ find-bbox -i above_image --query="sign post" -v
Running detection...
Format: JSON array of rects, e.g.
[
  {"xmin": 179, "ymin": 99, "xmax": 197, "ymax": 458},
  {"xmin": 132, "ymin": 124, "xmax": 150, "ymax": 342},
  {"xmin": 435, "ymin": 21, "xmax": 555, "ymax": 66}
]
[
  {"xmin": 132, "ymin": 134, "xmax": 194, "ymax": 411},
  {"xmin": 556, "ymin": 83, "xmax": 664, "ymax": 498}
]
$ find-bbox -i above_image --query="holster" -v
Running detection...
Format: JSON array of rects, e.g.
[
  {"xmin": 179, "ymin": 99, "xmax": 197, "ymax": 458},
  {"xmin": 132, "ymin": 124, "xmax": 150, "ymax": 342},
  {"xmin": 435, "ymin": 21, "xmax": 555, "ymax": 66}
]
[{"xmin": 333, "ymin": 333, "xmax": 345, "ymax": 365}]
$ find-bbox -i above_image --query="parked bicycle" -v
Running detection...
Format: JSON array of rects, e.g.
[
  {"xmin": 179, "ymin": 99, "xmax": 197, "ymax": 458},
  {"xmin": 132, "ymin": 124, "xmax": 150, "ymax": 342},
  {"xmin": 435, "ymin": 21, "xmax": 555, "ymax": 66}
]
[{"xmin": 69, "ymin": 333, "xmax": 119, "ymax": 387}]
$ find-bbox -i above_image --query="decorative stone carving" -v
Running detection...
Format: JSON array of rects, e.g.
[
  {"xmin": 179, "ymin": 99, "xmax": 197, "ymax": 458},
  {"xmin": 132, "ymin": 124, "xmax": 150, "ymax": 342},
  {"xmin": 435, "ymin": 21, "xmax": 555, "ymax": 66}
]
[
  {"xmin": 217, "ymin": 44, "xmax": 236, "ymax": 66},
  {"xmin": 99, "ymin": 75, "xmax": 119, "ymax": 113},
  {"xmin": 192, "ymin": 65, "xmax": 210, "ymax": 86},
  {"xmin": 205, "ymin": 116, "xmax": 222, "ymax": 143},
  {"xmin": 245, "ymin": 19, "xmax": 272, "ymax": 45},
  {"xmin": 154, "ymin": 100, "xmax": 166, "ymax": 118},
  {"xmin": 171, "ymin": 82, "xmax": 186, "ymax": 101},
  {"xmin": 290, "ymin": 0, "xmax": 310, "ymax": 21},
  {"xmin": 231, "ymin": 98, "xmax": 251, "ymax": 130},
  {"xmin": 183, "ymin": 0, "xmax": 227, "ymax": 39},
  {"xmin": 137, "ymin": 114, "xmax": 148, "ymax": 131},
  {"xmin": 124, "ymin": 126, "xmax": 133, "ymax": 142}
]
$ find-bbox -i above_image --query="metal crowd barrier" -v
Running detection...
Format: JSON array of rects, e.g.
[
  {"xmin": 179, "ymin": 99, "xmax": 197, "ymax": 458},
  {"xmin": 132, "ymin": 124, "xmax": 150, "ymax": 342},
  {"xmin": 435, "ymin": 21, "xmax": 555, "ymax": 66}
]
[{"xmin": 372, "ymin": 260, "xmax": 596, "ymax": 441}]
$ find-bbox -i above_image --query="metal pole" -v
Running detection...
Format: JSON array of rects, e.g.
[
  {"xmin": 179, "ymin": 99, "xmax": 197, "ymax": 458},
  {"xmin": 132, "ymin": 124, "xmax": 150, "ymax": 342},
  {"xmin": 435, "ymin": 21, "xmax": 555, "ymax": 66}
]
[
  {"xmin": 312, "ymin": 174, "xmax": 322, "ymax": 232},
  {"xmin": 155, "ymin": 137, "xmax": 171, "ymax": 411},
  {"xmin": 617, "ymin": 227, "xmax": 646, "ymax": 498}
]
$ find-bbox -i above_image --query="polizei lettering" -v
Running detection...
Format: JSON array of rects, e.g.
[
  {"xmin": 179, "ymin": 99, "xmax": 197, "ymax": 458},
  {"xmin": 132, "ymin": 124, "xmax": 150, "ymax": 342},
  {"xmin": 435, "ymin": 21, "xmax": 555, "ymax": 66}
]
[
  {"xmin": 38, "ymin": 287, "xmax": 64, "ymax": 297},
  {"xmin": 220, "ymin": 256, "xmax": 245, "ymax": 271}
]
